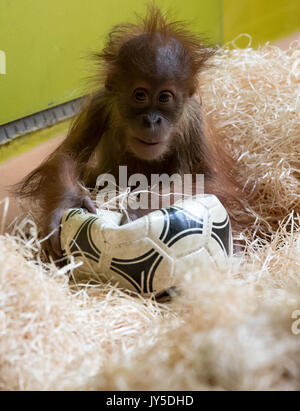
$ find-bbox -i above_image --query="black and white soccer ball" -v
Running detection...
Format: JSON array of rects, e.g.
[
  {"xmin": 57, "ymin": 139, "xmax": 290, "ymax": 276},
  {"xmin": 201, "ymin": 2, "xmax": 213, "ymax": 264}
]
[{"xmin": 60, "ymin": 194, "xmax": 232, "ymax": 295}]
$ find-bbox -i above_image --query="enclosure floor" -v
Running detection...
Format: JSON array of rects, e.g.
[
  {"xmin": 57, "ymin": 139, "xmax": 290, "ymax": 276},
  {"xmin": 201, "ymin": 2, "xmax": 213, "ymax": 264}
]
[
  {"xmin": 0, "ymin": 134, "xmax": 64, "ymax": 229},
  {"xmin": 273, "ymin": 30, "xmax": 300, "ymax": 49}
]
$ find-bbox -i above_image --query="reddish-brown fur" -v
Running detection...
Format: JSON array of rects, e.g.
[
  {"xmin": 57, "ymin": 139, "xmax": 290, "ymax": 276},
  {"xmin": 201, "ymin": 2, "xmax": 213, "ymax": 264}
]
[{"xmin": 14, "ymin": 5, "xmax": 248, "ymax": 258}]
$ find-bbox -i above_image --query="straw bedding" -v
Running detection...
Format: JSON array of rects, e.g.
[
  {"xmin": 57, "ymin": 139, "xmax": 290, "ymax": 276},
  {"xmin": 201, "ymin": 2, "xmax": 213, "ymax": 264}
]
[{"xmin": 0, "ymin": 39, "xmax": 299, "ymax": 391}]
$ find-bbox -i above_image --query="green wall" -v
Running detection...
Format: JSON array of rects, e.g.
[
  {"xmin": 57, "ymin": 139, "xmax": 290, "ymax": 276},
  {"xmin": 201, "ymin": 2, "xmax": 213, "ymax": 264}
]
[
  {"xmin": 2, "ymin": 0, "xmax": 299, "ymax": 128},
  {"xmin": 224, "ymin": 0, "xmax": 300, "ymax": 47},
  {"xmin": 0, "ymin": 0, "xmax": 222, "ymax": 125}
]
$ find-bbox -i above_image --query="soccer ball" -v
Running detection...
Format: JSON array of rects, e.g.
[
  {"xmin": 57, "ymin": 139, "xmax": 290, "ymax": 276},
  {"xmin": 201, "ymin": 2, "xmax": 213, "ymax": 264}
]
[{"xmin": 60, "ymin": 194, "xmax": 232, "ymax": 295}]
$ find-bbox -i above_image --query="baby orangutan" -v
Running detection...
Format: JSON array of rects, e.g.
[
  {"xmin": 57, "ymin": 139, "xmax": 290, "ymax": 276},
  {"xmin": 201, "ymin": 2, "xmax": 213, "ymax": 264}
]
[{"xmin": 15, "ymin": 6, "xmax": 244, "ymax": 258}]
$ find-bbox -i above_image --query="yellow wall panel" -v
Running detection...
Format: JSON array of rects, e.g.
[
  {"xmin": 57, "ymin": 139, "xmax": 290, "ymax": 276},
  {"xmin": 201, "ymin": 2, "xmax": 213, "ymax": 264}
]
[{"xmin": 224, "ymin": 0, "xmax": 300, "ymax": 47}]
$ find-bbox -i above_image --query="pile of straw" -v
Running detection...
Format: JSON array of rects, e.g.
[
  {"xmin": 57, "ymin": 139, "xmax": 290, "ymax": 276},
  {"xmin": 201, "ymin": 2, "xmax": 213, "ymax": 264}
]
[
  {"xmin": 199, "ymin": 38, "xmax": 300, "ymax": 234},
  {"xmin": 0, "ymin": 39, "xmax": 299, "ymax": 390}
]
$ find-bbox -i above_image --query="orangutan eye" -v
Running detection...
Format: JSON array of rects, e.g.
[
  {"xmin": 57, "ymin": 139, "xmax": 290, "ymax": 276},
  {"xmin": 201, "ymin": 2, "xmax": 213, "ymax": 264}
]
[
  {"xmin": 133, "ymin": 89, "xmax": 148, "ymax": 103},
  {"xmin": 159, "ymin": 91, "xmax": 173, "ymax": 104}
]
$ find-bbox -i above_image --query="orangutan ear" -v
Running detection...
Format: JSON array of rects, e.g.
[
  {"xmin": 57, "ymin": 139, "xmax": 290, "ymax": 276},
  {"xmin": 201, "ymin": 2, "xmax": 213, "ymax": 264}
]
[{"xmin": 105, "ymin": 76, "xmax": 113, "ymax": 91}]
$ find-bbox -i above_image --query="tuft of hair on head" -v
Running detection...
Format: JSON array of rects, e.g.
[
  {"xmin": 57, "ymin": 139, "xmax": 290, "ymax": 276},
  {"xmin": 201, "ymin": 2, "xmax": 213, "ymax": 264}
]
[{"xmin": 93, "ymin": 2, "xmax": 216, "ymax": 91}]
